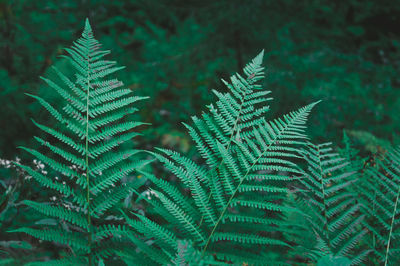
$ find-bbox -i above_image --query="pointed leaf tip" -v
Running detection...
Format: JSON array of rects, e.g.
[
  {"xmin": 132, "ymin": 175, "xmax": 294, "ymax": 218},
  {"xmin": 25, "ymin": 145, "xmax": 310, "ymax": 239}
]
[
  {"xmin": 253, "ymin": 49, "xmax": 265, "ymax": 65},
  {"xmin": 306, "ymin": 101, "xmax": 320, "ymax": 110},
  {"xmin": 84, "ymin": 18, "xmax": 92, "ymax": 33}
]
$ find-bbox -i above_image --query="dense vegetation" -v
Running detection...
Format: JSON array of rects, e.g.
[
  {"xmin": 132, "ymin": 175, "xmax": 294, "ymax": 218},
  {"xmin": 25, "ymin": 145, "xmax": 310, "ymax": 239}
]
[{"xmin": 1, "ymin": 1, "xmax": 399, "ymax": 265}]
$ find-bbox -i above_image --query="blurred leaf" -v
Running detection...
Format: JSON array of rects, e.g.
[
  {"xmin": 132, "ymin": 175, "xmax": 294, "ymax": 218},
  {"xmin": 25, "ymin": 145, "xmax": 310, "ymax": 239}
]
[{"xmin": 317, "ymin": 255, "xmax": 351, "ymax": 266}]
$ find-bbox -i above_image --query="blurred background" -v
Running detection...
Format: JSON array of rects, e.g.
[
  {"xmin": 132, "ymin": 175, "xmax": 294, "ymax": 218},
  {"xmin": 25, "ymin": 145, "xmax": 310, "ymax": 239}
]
[{"xmin": 1, "ymin": 0, "xmax": 400, "ymax": 159}]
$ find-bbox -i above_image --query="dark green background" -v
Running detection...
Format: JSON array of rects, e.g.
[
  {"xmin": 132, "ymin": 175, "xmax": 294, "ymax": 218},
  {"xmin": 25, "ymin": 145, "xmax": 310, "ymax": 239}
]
[{"xmin": 1, "ymin": 0, "xmax": 399, "ymax": 158}]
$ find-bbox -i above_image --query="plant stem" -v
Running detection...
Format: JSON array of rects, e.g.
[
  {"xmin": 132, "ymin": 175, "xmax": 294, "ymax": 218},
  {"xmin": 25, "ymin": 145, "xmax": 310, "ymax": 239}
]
[
  {"xmin": 316, "ymin": 145, "xmax": 331, "ymax": 248},
  {"xmin": 384, "ymin": 183, "xmax": 400, "ymax": 266},
  {"xmin": 85, "ymin": 45, "xmax": 92, "ymax": 266}
]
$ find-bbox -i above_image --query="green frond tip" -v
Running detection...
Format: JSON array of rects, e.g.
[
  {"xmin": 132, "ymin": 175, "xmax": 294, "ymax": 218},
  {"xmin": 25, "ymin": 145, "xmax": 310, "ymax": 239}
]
[
  {"xmin": 310, "ymin": 100, "xmax": 322, "ymax": 107},
  {"xmin": 254, "ymin": 49, "xmax": 265, "ymax": 65},
  {"xmin": 84, "ymin": 18, "xmax": 92, "ymax": 34}
]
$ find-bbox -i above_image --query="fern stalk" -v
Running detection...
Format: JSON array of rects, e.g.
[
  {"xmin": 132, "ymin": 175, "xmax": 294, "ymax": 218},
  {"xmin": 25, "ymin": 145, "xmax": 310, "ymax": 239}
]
[
  {"xmin": 384, "ymin": 185, "xmax": 400, "ymax": 266},
  {"xmin": 316, "ymin": 145, "xmax": 331, "ymax": 248},
  {"xmin": 84, "ymin": 32, "xmax": 92, "ymax": 265}
]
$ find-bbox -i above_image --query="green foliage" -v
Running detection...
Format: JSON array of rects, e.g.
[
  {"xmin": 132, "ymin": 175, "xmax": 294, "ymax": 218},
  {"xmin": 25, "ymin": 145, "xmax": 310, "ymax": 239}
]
[
  {"xmin": 345, "ymin": 130, "xmax": 392, "ymax": 154},
  {"xmin": 356, "ymin": 146, "xmax": 400, "ymax": 265},
  {"xmin": 317, "ymin": 255, "xmax": 351, "ymax": 266},
  {"xmin": 0, "ymin": 158, "xmax": 37, "ymax": 265},
  {"xmin": 8, "ymin": 20, "xmax": 149, "ymax": 264},
  {"xmin": 121, "ymin": 50, "xmax": 317, "ymax": 264},
  {"xmin": 338, "ymin": 131, "xmax": 366, "ymax": 173},
  {"xmin": 1, "ymin": 17, "xmax": 400, "ymax": 266},
  {"xmin": 296, "ymin": 142, "xmax": 368, "ymax": 264}
]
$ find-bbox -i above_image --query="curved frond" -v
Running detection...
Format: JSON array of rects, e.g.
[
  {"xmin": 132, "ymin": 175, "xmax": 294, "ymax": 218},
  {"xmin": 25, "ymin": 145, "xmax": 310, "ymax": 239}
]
[{"xmin": 125, "ymin": 51, "xmax": 316, "ymax": 263}]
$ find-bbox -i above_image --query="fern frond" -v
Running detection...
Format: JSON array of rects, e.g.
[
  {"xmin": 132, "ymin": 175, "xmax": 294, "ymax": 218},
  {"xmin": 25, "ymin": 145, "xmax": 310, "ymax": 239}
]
[
  {"xmin": 356, "ymin": 146, "xmax": 400, "ymax": 265},
  {"xmin": 25, "ymin": 256, "xmax": 88, "ymax": 266},
  {"xmin": 297, "ymin": 142, "xmax": 367, "ymax": 262},
  {"xmin": 211, "ymin": 232, "xmax": 290, "ymax": 246},
  {"xmin": 124, "ymin": 51, "xmax": 316, "ymax": 263},
  {"xmin": 13, "ymin": 19, "xmax": 148, "ymax": 263},
  {"xmin": 10, "ymin": 228, "xmax": 88, "ymax": 252},
  {"xmin": 154, "ymin": 190, "xmax": 206, "ymax": 243},
  {"xmin": 23, "ymin": 200, "xmax": 88, "ymax": 229}
]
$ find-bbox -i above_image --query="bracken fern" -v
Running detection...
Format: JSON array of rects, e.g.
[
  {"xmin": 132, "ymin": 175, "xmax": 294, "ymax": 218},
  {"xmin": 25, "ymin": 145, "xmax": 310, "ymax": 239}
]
[
  {"xmin": 122, "ymin": 51, "xmax": 318, "ymax": 264},
  {"xmin": 8, "ymin": 20, "xmax": 394, "ymax": 266},
  {"xmin": 296, "ymin": 142, "xmax": 369, "ymax": 264},
  {"xmin": 10, "ymin": 19, "xmax": 149, "ymax": 265},
  {"xmin": 356, "ymin": 146, "xmax": 400, "ymax": 265}
]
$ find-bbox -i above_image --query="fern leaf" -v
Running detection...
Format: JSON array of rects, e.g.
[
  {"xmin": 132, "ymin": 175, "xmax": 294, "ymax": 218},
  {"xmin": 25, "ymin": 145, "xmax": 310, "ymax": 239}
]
[
  {"xmin": 124, "ymin": 51, "xmax": 316, "ymax": 263},
  {"xmin": 297, "ymin": 142, "xmax": 367, "ymax": 262},
  {"xmin": 13, "ymin": 19, "xmax": 148, "ymax": 263},
  {"xmin": 356, "ymin": 146, "xmax": 400, "ymax": 265}
]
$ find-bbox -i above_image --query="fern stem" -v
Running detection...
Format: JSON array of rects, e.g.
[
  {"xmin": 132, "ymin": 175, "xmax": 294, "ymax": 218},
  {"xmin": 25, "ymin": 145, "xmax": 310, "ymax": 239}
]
[
  {"xmin": 85, "ymin": 39, "xmax": 92, "ymax": 266},
  {"xmin": 316, "ymin": 145, "xmax": 331, "ymax": 248},
  {"xmin": 384, "ymin": 183, "xmax": 400, "ymax": 266},
  {"xmin": 85, "ymin": 108, "xmax": 92, "ymax": 266}
]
